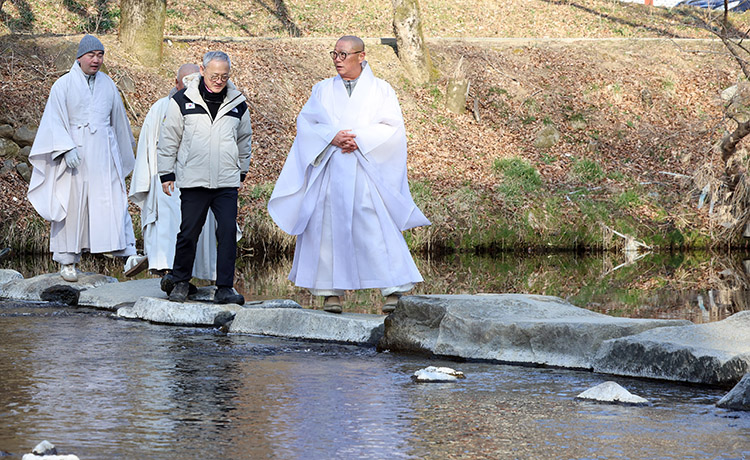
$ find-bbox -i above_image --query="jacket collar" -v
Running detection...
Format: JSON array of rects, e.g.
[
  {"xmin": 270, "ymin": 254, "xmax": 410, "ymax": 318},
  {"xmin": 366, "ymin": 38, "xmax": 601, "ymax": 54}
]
[{"xmin": 184, "ymin": 75, "xmax": 246, "ymax": 119}]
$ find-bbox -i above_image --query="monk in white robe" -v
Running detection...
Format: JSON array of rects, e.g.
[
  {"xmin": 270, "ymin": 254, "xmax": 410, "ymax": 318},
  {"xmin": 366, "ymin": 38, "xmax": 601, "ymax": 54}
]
[
  {"xmin": 27, "ymin": 35, "xmax": 136, "ymax": 282},
  {"xmin": 128, "ymin": 64, "xmax": 217, "ymax": 280},
  {"xmin": 268, "ymin": 36, "xmax": 430, "ymax": 314}
]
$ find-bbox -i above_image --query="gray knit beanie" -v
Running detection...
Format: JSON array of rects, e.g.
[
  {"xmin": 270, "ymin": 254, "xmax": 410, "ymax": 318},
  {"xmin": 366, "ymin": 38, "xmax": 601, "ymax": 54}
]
[{"xmin": 77, "ymin": 35, "xmax": 104, "ymax": 58}]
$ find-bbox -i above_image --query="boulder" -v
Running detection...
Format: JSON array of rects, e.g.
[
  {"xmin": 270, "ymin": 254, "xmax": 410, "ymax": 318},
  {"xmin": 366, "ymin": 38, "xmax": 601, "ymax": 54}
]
[
  {"xmin": 593, "ymin": 311, "xmax": 750, "ymax": 386},
  {"xmin": 16, "ymin": 162, "xmax": 31, "ymax": 182},
  {"xmin": 717, "ymin": 373, "xmax": 750, "ymax": 411},
  {"xmin": 116, "ymin": 296, "xmax": 239, "ymax": 327},
  {"xmin": 0, "ymin": 272, "xmax": 117, "ymax": 302},
  {"xmin": 412, "ymin": 366, "xmax": 466, "ymax": 383},
  {"xmin": 0, "ymin": 269, "xmax": 23, "ymax": 287},
  {"xmin": 18, "ymin": 146, "xmax": 31, "ymax": 161},
  {"xmin": 534, "ymin": 124, "xmax": 560, "ymax": 149},
  {"xmin": 378, "ymin": 294, "xmax": 689, "ymax": 369},
  {"xmin": 31, "ymin": 441, "xmax": 56, "ymax": 456},
  {"xmin": 53, "ymin": 41, "xmax": 78, "ymax": 73},
  {"xmin": 40, "ymin": 285, "xmax": 79, "ymax": 306},
  {"xmin": 0, "ymin": 124, "xmax": 14, "ymax": 139},
  {"xmin": 230, "ymin": 308, "xmax": 385, "ymax": 346},
  {"xmin": 12, "ymin": 125, "xmax": 37, "ymax": 147},
  {"xmin": 576, "ymin": 381, "xmax": 650, "ymax": 405},
  {"xmin": 0, "ymin": 159, "xmax": 14, "ymax": 175},
  {"xmin": 21, "ymin": 440, "xmax": 79, "ymax": 460},
  {"xmin": 0, "ymin": 138, "xmax": 20, "ymax": 158},
  {"xmin": 117, "ymin": 74, "xmax": 136, "ymax": 93}
]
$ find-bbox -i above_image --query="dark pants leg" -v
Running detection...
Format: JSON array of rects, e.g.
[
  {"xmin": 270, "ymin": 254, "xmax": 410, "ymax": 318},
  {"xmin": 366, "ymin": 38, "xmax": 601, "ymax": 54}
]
[
  {"xmin": 210, "ymin": 188, "xmax": 238, "ymax": 288},
  {"xmin": 172, "ymin": 187, "xmax": 211, "ymax": 283}
]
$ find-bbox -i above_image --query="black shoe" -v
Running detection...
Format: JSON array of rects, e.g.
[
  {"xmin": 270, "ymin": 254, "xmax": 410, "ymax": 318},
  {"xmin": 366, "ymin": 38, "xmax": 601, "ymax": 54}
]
[
  {"xmin": 161, "ymin": 274, "xmax": 196, "ymax": 296},
  {"xmin": 214, "ymin": 287, "xmax": 245, "ymax": 305},
  {"xmin": 169, "ymin": 281, "xmax": 190, "ymax": 302},
  {"xmin": 160, "ymin": 273, "xmax": 175, "ymax": 295}
]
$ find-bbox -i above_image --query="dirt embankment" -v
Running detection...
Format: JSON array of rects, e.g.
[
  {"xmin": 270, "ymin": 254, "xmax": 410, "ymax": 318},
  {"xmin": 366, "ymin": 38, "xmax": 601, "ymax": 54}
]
[{"xmin": 0, "ymin": 33, "xmax": 741, "ymax": 254}]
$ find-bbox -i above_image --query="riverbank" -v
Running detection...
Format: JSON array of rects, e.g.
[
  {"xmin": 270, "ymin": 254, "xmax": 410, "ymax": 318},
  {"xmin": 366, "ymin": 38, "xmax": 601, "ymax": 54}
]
[{"xmin": 0, "ymin": 33, "xmax": 740, "ymax": 255}]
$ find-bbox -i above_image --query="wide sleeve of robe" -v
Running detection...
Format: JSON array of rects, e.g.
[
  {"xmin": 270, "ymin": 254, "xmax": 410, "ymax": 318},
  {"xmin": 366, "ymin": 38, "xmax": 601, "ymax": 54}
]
[{"xmin": 27, "ymin": 76, "xmax": 77, "ymax": 222}]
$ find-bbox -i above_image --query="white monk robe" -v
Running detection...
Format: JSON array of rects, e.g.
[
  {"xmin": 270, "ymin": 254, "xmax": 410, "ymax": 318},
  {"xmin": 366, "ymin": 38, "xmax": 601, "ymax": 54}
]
[
  {"xmin": 28, "ymin": 62, "xmax": 136, "ymax": 263},
  {"xmin": 128, "ymin": 91, "xmax": 218, "ymax": 280},
  {"xmin": 268, "ymin": 62, "xmax": 430, "ymax": 293}
]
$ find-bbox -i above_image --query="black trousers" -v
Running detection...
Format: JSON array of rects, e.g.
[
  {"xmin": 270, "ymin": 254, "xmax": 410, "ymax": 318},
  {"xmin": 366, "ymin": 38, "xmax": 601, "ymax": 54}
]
[{"xmin": 172, "ymin": 187, "xmax": 238, "ymax": 288}]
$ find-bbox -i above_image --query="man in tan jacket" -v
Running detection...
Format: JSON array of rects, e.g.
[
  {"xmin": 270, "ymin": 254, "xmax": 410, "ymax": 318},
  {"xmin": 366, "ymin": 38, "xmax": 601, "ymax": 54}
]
[{"xmin": 157, "ymin": 51, "xmax": 251, "ymax": 304}]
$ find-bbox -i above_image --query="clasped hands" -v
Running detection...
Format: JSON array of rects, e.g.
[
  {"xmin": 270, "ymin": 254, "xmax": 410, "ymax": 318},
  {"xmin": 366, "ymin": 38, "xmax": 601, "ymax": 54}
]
[{"xmin": 332, "ymin": 130, "xmax": 358, "ymax": 153}]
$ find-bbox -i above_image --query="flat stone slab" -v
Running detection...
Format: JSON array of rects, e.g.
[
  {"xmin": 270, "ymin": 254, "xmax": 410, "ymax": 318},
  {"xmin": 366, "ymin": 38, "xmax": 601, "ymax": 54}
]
[
  {"xmin": 0, "ymin": 272, "xmax": 117, "ymax": 302},
  {"xmin": 230, "ymin": 308, "xmax": 384, "ymax": 345},
  {"xmin": 79, "ymin": 278, "xmax": 165, "ymax": 309},
  {"xmin": 78, "ymin": 278, "xmax": 256, "ymax": 309},
  {"xmin": 0, "ymin": 268, "xmax": 22, "ymax": 287},
  {"xmin": 117, "ymin": 296, "xmax": 240, "ymax": 327},
  {"xmin": 243, "ymin": 299, "xmax": 302, "ymax": 309},
  {"xmin": 378, "ymin": 294, "xmax": 690, "ymax": 369},
  {"xmin": 593, "ymin": 311, "xmax": 750, "ymax": 386}
]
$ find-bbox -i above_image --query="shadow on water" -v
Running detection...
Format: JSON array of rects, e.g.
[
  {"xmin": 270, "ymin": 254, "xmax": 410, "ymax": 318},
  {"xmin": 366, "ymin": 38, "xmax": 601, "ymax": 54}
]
[{"xmin": 2, "ymin": 250, "xmax": 750, "ymax": 321}]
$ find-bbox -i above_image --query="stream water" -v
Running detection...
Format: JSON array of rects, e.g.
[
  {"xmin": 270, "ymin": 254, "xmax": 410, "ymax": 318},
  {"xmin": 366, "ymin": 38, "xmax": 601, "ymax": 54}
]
[{"xmin": 1, "ymin": 251, "xmax": 750, "ymax": 459}]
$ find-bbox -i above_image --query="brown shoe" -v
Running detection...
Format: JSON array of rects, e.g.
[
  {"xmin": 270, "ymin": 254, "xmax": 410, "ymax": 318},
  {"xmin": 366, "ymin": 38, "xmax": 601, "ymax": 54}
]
[
  {"xmin": 382, "ymin": 294, "xmax": 401, "ymax": 314},
  {"xmin": 323, "ymin": 296, "xmax": 342, "ymax": 314}
]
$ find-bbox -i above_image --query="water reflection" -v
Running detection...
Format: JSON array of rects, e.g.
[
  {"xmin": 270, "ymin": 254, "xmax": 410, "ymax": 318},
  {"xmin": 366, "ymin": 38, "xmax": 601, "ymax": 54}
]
[
  {"xmin": 2, "ymin": 251, "xmax": 750, "ymax": 321},
  {"xmin": 1, "ymin": 303, "xmax": 748, "ymax": 459}
]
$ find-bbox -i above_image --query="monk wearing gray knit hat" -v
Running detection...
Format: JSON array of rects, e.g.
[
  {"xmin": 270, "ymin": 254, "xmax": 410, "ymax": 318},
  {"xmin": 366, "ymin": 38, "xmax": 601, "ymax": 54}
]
[
  {"xmin": 77, "ymin": 34, "xmax": 104, "ymax": 59},
  {"xmin": 27, "ymin": 31, "xmax": 137, "ymax": 283}
]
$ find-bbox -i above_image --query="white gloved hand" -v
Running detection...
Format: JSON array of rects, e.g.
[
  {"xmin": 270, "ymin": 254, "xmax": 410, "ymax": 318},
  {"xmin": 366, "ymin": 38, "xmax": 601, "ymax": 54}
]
[{"xmin": 64, "ymin": 148, "xmax": 81, "ymax": 169}]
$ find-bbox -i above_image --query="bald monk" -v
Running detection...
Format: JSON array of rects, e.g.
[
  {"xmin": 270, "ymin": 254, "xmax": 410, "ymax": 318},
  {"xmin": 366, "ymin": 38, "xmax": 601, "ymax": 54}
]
[{"xmin": 268, "ymin": 35, "xmax": 430, "ymax": 314}]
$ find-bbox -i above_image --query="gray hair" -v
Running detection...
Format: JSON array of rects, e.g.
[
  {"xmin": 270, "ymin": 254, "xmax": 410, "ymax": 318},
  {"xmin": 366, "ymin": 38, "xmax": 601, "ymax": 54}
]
[{"xmin": 202, "ymin": 51, "xmax": 231, "ymax": 69}]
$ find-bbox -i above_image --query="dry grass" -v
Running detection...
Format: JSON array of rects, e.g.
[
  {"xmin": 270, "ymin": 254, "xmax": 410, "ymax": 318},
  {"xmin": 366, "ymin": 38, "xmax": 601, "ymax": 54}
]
[
  {"xmin": 3, "ymin": 0, "xmax": 750, "ymax": 39},
  {"xmin": 2, "ymin": 2, "xmax": 750, "ymax": 252}
]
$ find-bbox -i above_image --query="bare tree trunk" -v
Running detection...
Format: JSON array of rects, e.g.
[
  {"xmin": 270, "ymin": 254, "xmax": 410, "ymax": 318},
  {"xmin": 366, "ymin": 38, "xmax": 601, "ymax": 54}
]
[
  {"xmin": 446, "ymin": 57, "xmax": 468, "ymax": 114},
  {"xmin": 119, "ymin": 0, "xmax": 166, "ymax": 67},
  {"xmin": 392, "ymin": 0, "xmax": 436, "ymax": 84}
]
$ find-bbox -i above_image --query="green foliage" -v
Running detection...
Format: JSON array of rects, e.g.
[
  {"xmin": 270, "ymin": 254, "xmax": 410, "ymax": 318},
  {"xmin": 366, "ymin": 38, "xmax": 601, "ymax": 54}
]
[
  {"xmin": 606, "ymin": 170, "xmax": 625, "ymax": 181},
  {"xmin": 488, "ymin": 87, "xmax": 509, "ymax": 96},
  {"xmin": 428, "ymin": 85, "xmax": 443, "ymax": 108},
  {"xmin": 614, "ymin": 189, "xmax": 641, "ymax": 209},
  {"xmin": 493, "ymin": 157, "xmax": 543, "ymax": 204},
  {"xmin": 167, "ymin": 8, "xmax": 185, "ymax": 19},
  {"xmin": 410, "ymin": 179, "xmax": 434, "ymax": 204},
  {"xmin": 540, "ymin": 152, "xmax": 557, "ymax": 164},
  {"xmin": 245, "ymin": 182, "xmax": 275, "ymax": 201},
  {"xmin": 571, "ymin": 158, "xmax": 605, "ymax": 183}
]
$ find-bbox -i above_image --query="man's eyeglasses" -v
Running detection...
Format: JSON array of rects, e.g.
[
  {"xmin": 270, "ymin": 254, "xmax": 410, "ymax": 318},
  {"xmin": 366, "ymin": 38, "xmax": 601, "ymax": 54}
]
[
  {"xmin": 208, "ymin": 74, "xmax": 229, "ymax": 82},
  {"xmin": 329, "ymin": 50, "xmax": 362, "ymax": 61}
]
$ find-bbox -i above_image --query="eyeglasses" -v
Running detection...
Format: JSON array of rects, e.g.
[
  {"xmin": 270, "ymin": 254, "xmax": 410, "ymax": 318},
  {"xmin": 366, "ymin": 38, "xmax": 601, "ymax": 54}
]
[
  {"xmin": 208, "ymin": 74, "xmax": 229, "ymax": 82},
  {"xmin": 329, "ymin": 50, "xmax": 362, "ymax": 61}
]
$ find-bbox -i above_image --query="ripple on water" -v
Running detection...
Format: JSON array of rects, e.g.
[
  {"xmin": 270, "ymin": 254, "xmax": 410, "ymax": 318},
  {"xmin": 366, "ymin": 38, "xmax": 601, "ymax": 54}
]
[{"xmin": 0, "ymin": 303, "xmax": 749, "ymax": 459}]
